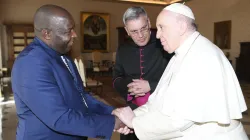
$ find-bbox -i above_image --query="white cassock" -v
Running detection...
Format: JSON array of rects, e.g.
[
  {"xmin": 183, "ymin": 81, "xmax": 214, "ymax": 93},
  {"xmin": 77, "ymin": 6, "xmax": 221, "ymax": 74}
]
[{"xmin": 132, "ymin": 31, "xmax": 248, "ymax": 140}]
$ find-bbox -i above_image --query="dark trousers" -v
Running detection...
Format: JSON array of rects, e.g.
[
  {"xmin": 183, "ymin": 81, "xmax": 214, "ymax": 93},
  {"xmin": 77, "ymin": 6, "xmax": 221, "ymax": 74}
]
[{"xmin": 120, "ymin": 133, "xmax": 139, "ymax": 140}]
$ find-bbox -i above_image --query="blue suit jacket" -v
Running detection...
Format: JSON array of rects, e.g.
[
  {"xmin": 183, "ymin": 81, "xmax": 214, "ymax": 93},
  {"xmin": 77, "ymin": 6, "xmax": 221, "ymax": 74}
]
[{"xmin": 11, "ymin": 37, "xmax": 115, "ymax": 140}]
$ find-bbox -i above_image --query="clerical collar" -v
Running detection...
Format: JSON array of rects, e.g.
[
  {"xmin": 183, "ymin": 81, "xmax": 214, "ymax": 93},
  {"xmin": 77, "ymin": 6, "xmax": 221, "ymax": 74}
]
[{"xmin": 175, "ymin": 31, "xmax": 200, "ymax": 56}]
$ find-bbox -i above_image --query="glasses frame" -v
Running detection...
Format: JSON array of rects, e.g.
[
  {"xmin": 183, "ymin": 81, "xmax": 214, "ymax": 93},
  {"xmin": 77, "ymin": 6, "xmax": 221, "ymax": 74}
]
[{"xmin": 127, "ymin": 23, "xmax": 150, "ymax": 37}]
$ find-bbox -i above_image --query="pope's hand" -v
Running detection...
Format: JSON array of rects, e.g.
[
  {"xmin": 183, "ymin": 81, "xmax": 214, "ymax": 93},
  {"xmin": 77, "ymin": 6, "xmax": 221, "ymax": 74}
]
[
  {"xmin": 112, "ymin": 107, "xmax": 135, "ymax": 128},
  {"xmin": 114, "ymin": 116, "xmax": 125, "ymax": 130},
  {"xmin": 114, "ymin": 126, "xmax": 133, "ymax": 135}
]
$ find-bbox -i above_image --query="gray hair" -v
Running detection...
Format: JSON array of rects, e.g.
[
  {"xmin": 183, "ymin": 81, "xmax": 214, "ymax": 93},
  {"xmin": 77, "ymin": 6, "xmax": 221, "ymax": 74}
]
[
  {"xmin": 123, "ymin": 6, "xmax": 148, "ymax": 25},
  {"xmin": 175, "ymin": 13, "xmax": 197, "ymax": 31}
]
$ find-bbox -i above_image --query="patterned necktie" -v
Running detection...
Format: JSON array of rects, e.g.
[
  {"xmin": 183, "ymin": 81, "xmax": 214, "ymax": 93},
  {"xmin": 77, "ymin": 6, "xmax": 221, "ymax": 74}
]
[{"xmin": 61, "ymin": 56, "xmax": 88, "ymax": 108}]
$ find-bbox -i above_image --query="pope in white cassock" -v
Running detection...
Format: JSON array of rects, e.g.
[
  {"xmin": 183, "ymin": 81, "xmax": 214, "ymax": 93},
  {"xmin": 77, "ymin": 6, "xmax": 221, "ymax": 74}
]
[{"xmin": 112, "ymin": 3, "xmax": 249, "ymax": 140}]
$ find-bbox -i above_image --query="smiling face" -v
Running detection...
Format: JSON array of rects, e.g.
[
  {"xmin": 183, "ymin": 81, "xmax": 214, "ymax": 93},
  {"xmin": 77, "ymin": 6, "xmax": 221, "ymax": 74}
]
[
  {"xmin": 49, "ymin": 15, "xmax": 77, "ymax": 54},
  {"xmin": 35, "ymin": 5, "xmax": 78, "ymax": 54},
  {"xmin": 125, "ymin": 15, "xmax": 151, "ymax": 47},
  {"xmin": 156, "ymin": 11, "xmax": 181, "ymax": 53}
]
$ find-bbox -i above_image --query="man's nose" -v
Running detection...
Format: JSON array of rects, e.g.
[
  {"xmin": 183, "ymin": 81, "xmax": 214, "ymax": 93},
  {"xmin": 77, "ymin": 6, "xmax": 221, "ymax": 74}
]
[
  {"xmin": 71, "ymin": 30, "xmax": 77, "ymax": 38},
  {"xmin": 156, "ymin": 31, "xmax": 160, "ymax": 39},
  {"xmin": 138, "ymin": 31, "xmax": 144, "ymax": 38}
]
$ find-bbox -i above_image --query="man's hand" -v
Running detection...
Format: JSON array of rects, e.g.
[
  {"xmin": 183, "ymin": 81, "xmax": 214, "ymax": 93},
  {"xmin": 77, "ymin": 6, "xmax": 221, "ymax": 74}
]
[
  {"xmin": 113, "ymin": 115, "xmax": 133, "ymax": 135},
  {"xmin": 127, "ymin": 79, "xmax": 150, "ymax": 96},
  {"xmin": 114, "ymin": 116, "xmax": 125, "ymax": 130},
  {"xmin": 115, "ymin": 126, "xmax": 133, "ymax": 135},
  {"xmin": 112, "ymin": 107, "xmax": 135, "ymax": 128}
]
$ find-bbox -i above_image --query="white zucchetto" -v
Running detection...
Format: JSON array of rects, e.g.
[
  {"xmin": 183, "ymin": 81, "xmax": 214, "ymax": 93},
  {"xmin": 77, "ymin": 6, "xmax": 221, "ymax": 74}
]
[{"xmin": 164, "ymin": 3, "xmax": 195, "ymax": 20}]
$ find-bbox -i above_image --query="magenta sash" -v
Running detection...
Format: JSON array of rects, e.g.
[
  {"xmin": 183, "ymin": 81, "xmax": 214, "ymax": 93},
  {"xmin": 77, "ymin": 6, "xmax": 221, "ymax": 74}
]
[{"xmin": 127, "ymin": 92, "xmax": 150, "ymax": 106}]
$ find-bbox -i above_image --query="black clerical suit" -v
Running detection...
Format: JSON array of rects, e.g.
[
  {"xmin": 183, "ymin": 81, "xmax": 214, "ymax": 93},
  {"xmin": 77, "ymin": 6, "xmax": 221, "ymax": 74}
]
[{"xmin": 113, "ymin": 33, "xmax": 173, "ymax": 140}]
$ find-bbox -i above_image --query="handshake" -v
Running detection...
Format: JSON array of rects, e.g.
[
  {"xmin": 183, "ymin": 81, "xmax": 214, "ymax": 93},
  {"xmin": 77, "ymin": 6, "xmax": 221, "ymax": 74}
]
[{"xmin": 112, "ymin": 106, "xmax": 135, "ymax": 135}]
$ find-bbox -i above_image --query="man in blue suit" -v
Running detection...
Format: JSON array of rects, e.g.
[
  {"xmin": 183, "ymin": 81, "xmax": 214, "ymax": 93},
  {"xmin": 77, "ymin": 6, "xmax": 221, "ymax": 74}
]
[{"xmin": 11, "ymin": 4, "xmax": 131, "ymax": 140}]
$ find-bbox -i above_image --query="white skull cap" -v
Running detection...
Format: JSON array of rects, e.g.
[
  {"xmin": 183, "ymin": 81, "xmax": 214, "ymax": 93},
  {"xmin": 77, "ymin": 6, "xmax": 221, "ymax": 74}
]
[{"xmin": 163, "ymin": 3, "xmax": 195, "ymax": 20}]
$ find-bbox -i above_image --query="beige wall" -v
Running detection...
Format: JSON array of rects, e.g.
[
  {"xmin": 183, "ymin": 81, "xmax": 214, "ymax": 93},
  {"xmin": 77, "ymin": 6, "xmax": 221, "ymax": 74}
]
[
  {"xmin": 0, "ymin": 0, "xmax": 164, "ymax": 66},
  {"xmin": 187, "ymin": 0, "xmax": 250, "ymax": 68},
  {"xmin": 0, "ymin": 0, "xmax": 250, "ymax": 68}
]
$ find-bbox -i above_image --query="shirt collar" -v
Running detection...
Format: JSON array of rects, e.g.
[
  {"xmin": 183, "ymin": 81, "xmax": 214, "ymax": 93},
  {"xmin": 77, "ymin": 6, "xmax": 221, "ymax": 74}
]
[
  {"xmin": 175, "ymin": 31, "xmax": 200, "ymax": 56},
  {"xmin": 33, "ymin": 37, "xmax": 62, "ymax": 57}
]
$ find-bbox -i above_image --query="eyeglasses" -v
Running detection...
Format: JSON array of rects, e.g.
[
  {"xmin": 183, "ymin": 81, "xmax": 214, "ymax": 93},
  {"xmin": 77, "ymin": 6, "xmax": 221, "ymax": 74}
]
[{"xmin": 128, "ymin": 24, "xmax": 150, "ymax": 37}]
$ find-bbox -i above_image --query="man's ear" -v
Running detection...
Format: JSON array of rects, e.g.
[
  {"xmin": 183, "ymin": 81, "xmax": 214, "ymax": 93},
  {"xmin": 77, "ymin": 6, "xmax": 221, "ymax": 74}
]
[
  {"xmin": 179, "ymin": 21, "xmax": 188, "ymax": 36},
  {"xmin": 41, "ymin": 29, "xmax": 51, "ymax": 40},
  {"xmin": 124, "ymin": 26, "xmax": 130, "ymax": 36},
  {"xmin": 147, "ymin": 18, "xmax": 151, "ymax": 29}
]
